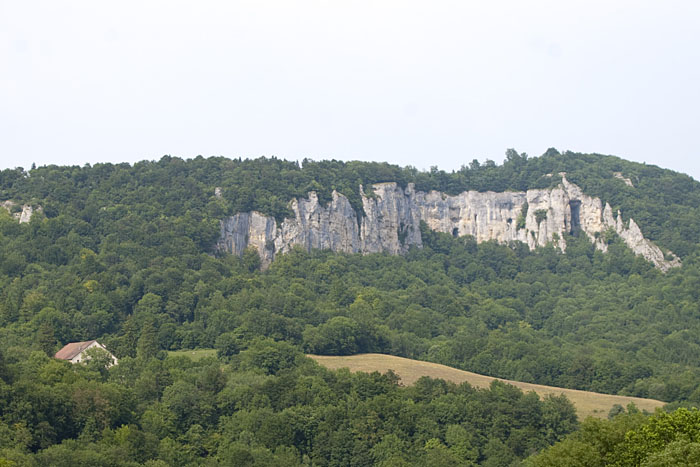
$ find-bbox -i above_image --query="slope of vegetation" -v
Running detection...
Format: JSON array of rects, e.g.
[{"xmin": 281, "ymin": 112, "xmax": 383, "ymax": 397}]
[
  {"xmin": 0, "ymin": 151, "xmax": 699, "ymax": 464},
  {"xmin": 0, "ymin": 344, "xmax": 580, "ymax": 466},
  {"xmin": 1, "ymin": 149, "xmax": 698, "ymax": 256}
]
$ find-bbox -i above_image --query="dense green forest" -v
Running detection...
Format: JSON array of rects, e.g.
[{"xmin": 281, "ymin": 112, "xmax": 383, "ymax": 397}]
[
  {"xmin": 0, "ymin": 344, "xmax": 577, "ymax": 466},
  {"xmin": 1, "ymin": 151, "xmax": 700, "ymax": 465},
  {"xmin": 527, "ymin": 406, "xmax": 700, "ymax": 466}
]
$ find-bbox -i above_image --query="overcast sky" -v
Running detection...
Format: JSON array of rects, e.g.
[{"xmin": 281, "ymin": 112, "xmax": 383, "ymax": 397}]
[{"xmin": 2, "ymin": 0, "xmax": 699, "ymax": 180}]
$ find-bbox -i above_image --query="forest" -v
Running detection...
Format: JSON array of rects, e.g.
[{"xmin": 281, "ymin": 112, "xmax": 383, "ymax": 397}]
[{"xmin": 1, "ymin": 150, "xmax": 700, "ymax": 465}]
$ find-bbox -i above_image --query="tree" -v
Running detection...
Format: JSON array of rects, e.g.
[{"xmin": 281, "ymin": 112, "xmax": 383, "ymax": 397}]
[
  {"xmin": 613, "ymin": 408, "xmax": 700, "ymax": 466},
  {"xmin": 137, "ymin": 317, "xmax": 160, "ymax": 360},
  {"xmin": 36, "ymin": 322, "xmax": 56, "ymax": 356},
  {"xmin": 239, "ymin": 339, "xmax": 301, "ymax": 375},
  {"xmin": 242, "ymin": 247, "xmax": 261, "ymax": 272},
  {"xmin": 215, "ymin": 332, "xmax": 241, "ymax": 359},
  {"xmin": 303, "ymin": 317, "xmax": 362, "ymax": 355}
]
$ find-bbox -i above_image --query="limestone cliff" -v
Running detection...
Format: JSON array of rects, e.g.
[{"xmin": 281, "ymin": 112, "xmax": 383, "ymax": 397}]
[
  {"xmin": 217, "ymin": 177, "xmax": 680, "ymax": 271},
  {"xmin": 1, "ymin": 201, "xmax": 40, "ymax": 223}
]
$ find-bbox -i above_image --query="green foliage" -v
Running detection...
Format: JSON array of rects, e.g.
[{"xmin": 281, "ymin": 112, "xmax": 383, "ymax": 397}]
[
  {"xmin": 528, "ymin": 407, "xmax": 700, "ymax": 466},
  {"xmin": 0, "ymin": 345, "xmax": 581, "ymax": 465},
  {"xmin": 534, "ymin": 209, "xmax": 548, "ymax": 225},
  {"xmin": 241, "ymin": 247, "xmax": 261, "ymax": 272},
  {"xmin": 215, "ymin": 332, "xmax": 241, "ymax": 359},
  {"xmin": 614, "ymin": 407, "xmax": 700, "ymax": 466},
  {"xmin": 304, "ymin": 316, "xmax": 358, "ymax": 355},
  {"xmin": 238, "ymin": 339, "xmax": 302, "ymax": 375},
  {"xmin": 517, "ymin": 201, "xmax": 528, "ymax": 230},
  {"xmin": 137, "ymin": 318, "xmax": 160, "ymax": 360},
  {"xmin": 0, "ymin": 151, "xmax": 700, "ymax": 464}
]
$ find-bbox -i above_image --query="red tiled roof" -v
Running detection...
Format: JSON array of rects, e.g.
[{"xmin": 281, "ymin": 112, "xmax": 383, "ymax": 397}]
[{"xmin": 54, "ymin": 340, "xmax": 97, "ymax": 360}]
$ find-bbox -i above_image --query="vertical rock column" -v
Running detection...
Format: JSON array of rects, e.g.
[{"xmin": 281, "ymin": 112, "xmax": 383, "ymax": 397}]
[
  {"xmin": 217, "ymin": 212, "xmax": 276, "ymax": 267},
  {"xmin": 360, "ymin": 183, "xmax": 422, "ymax": 254}
]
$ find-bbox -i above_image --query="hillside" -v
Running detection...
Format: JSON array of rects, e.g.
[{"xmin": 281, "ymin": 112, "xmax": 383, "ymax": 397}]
[
  {"xmin": 1, "ymin": 151, "xmax": 700, "ymax": 464},
  {"xmin": 310, "ymin": 353, "xmax": 665, "ymax": 419}
]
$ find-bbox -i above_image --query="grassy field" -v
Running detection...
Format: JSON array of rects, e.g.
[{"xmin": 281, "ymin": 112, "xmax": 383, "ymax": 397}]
[
  {"xmin": 309, "ymin": 353, "xmax": 666, "ymax": 419},
  {"xmin": 168, "ymin": 348, "xmax": 217, "ymax": 361}
]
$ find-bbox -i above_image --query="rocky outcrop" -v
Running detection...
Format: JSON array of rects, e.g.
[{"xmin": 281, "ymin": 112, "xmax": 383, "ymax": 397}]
[
  {"xmin": 219, "ymin": 212, "xmax": 277, "ymax": 265},
  {"xmin": 1, "ymin": 201, "xmax": 40, "ymax": 223},
  {"xmin": 217, "ymin": 177, "xmax": 680, "ymax": 271},
  {"xmin": 360, "ymin": 184, "xmax": 422, "ymax": 255},
  {"xmin": 613, "ymin": 172, "xmax": 634, "ymax": 187},
  {"xmin": 276, "ymin": 191, "xmax": 361, "ymax": 256}
]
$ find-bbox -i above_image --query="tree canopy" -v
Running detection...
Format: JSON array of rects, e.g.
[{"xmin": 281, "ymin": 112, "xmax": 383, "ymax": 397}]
[{"xmin": 1, "ymin": 150, "xmax": 700, "ymax": 464}]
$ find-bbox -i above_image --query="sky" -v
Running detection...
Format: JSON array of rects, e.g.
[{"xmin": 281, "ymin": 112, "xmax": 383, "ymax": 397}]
[{"xmin": 2, "ymin": 0, "xmax": 699, "ymax": 180}]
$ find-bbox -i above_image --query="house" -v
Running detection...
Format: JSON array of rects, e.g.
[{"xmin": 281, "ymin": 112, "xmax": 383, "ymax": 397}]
[{"xmin": 54, "ymin": 340, "xmax": 118, "ymax": 367}]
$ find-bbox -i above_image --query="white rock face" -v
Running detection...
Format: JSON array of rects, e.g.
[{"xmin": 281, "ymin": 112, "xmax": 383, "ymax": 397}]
[
  {"xmin": 360, "ymin": 183, "xmax": 422, "ymax": 255},
  {"xmin": 217, "ymin": 177, "xmax": 680, "ymax": 271},
  {"xmin": 276, "ymin": 191, "xmax": 360, "ymax": 255},
  {"xmin": 218, "ymin": 212, "xmax": 277, "ymax": 265},
  {"xmin": 613, "ymin": 172, "xmax": 634, "ymax": 187},
  {"xmin": 1, "ymin": 201, "xmax": 39, "ymax": 223}
]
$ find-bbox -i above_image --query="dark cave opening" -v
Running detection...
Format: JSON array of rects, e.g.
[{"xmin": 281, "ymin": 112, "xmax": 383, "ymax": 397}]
[{"xmin": 569, "ymin": 200, "xmax": 581, "ymax": 234}]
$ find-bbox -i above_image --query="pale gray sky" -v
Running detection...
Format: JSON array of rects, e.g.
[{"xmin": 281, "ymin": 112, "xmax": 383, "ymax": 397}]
[{"xmin": 2, "ymin": 0, "xmax": 699, "ymax": 179}]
